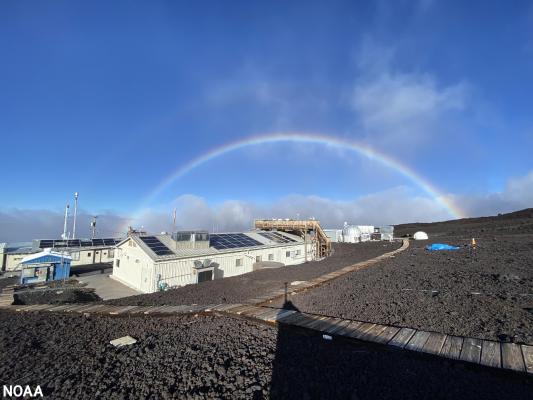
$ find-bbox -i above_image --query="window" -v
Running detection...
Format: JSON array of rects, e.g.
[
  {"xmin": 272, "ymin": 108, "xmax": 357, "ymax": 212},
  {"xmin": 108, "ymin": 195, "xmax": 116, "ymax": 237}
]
[
  {"xmin": 87, "ymin": 252, "xmax": 92, "ymax": 257},
  {"xmin": 268, "ymin": 254, "xmax": 274, "ymax": 261},
  {"xmin": 286, "ymin": 251, "xmax": 291, "ymax": 258},
  {"xmin": 255, "ymin": 255, "xmax": 262, "ymax": 263},
  {"xmin": 195, "ymin": 233, "xmax": 209, "ymax": 242},
  {"xmin": 236, "ymin": 258, "xmax": 243, "ymax": 267},
  {"xmin": 176, "ymin": 232, "xmax": 191, "ymax": 242},
  {"xmin": 115, "ymin": 259, "xmax": 120, "ymax": 268},
  {"xmin": 108, "ymin": 249, "xmax": 115, "ymax": 258},
  {"xmin": 296, "ymin": 250, "xmax": 301, "ymax": 256}
]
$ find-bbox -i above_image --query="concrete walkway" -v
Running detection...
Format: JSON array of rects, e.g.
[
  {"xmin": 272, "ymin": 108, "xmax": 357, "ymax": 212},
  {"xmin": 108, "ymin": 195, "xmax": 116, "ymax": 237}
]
[{"xmin": 78, "ymin": 273, "xmax": 141, "ymax": 300}]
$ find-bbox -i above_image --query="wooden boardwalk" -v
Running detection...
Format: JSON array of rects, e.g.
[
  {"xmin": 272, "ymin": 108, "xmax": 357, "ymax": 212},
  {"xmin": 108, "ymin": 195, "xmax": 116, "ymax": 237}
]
[
  {"xmin": 219, "ymin": 305, "xmax": 533, "ymax": 375},
  {"xmin": 1, "ymin": 239, "xmax": 532, "ymax": 376},
  {"xmin": 3, "ymin": 301, "xmax": 532, "ymax": 375}
]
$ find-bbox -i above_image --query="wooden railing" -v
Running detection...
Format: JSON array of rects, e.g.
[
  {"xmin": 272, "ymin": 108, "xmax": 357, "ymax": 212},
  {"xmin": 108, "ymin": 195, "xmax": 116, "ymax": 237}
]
[{"xmin": 254, "ymin": 219, "xmax": 331, "ymax": 258}]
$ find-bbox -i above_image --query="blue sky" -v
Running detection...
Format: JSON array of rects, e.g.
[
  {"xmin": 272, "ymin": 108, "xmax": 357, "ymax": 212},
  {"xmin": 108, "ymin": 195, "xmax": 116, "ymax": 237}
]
[{"xmin": 1, "ymin": 0, "xmax": 533, "ymax": 240}]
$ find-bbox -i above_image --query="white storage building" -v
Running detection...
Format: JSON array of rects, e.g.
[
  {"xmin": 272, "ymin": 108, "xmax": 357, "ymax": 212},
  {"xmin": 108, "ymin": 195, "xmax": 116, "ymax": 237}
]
[
  {"xmin": 323, "ymin": 229, "xmax": 343, "ymax": 243},
  {"xmin": 112, "ymin": 230, "xmax": 313, "ymax": 293}
]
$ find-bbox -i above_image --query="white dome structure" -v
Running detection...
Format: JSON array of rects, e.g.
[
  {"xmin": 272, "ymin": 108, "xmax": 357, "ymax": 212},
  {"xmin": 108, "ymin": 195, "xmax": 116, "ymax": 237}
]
[{"xmin": 413, "ymin": 231, "xmax": 429, "ymax": 240}]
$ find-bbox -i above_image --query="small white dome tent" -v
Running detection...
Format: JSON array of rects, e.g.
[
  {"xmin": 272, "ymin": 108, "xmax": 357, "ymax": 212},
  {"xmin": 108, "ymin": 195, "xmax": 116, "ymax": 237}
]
[{"xmin": 413, "ymin": 231, "xmax": 429, "ymax": 240}]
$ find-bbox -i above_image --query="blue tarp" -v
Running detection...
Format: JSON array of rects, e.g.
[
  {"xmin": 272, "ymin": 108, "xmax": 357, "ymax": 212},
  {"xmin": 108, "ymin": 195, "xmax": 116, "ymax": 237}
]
[{"xmin": 426, "ymin": 243, "xmax": 460, "ymax": 251}]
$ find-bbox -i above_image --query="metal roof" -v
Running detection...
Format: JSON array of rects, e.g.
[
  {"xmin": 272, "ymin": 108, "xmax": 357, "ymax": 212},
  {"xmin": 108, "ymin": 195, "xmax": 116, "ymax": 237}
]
[
  {"xmin": 34, "ymin": 238, "xmax": 123, "ymax": 250},
  {"xmin": 21, "ymin": 250, "xmax": 72, "ymax": 264},
  {"xmin": 127, "ymin": 230, "xmax": 303, "ymax": 262},
  {"xmin": 0, "ymin": 241, "xmax": 36, "ymax": 255}
]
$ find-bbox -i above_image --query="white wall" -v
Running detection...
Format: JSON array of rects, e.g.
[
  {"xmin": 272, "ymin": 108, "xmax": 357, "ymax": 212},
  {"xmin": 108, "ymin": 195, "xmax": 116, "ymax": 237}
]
[
  {"xmin": 70, "ymin": 248, "xmax": 115, "ymax": 266},
  {"xmin": 112, "ymin": 239, "xmax": 154, "ymax": 292},
  {"xmin": 3, "ymin": 246, "xmax": 116, "ymax": 271},
  {"xmin": 114, "ymin": 241, "xmax": 313, "ymax": 294},
  {"xmin": 4, "ymin": 253, "xmax": 27, "ymax": 271}
]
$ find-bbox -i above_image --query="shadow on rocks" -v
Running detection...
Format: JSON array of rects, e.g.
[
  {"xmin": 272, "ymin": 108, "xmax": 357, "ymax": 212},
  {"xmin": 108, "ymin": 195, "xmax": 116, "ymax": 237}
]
[{"xmin": 268, "ymin": 301, "xmax": 533, "ymax": 400}]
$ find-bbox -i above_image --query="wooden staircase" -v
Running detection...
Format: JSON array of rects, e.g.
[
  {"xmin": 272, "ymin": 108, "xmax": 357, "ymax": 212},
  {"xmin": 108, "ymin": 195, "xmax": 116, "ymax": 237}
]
[{"xmin": 254, "ymin": 219, "xmax": 331, "ymax": 258}]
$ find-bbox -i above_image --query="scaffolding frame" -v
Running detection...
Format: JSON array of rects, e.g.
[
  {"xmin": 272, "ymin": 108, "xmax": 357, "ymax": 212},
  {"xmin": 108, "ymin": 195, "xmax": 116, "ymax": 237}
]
[{"xmin": 254, "ymin": 219, "xmax": 331, "ymax": 259}]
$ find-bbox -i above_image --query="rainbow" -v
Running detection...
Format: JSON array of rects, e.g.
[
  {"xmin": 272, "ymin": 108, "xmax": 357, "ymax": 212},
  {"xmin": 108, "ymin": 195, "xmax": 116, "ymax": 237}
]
[{"xmin": 125, "ymin": 132, "xmax": 464, "ymax": 230}]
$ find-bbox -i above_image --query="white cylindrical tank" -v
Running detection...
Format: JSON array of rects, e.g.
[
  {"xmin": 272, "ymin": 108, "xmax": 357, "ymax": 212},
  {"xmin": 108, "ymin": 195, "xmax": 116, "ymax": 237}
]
[
  {"xmin": 356, "ymin": 225, "xmax": 374, "ymax": 235},
  {"xmin": 360, "ymin": 233, "xmax": 371, "ymax": 242},
  {"xmin": 413, "ymin": 231, "xmax": 429, "ymax": 240},
  {"xmin": 342, "ymin": 225, "xmax": 362, "ymax": 243}
]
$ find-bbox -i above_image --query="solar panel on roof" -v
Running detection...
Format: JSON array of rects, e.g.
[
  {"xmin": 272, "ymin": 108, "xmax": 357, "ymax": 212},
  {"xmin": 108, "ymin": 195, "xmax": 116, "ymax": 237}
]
[
  {"xmin": 273, "ymin": 232, "xmax": 296, "ymax": 242},
  {"xmin": 140, "ymin": 236, "xmax": 174, "ymax": 256},
  {"xmin": 210, "ymin": 233, "xmax": 262, "ymax": 250},
  {"xmin": 37, "ymin": 238, "xmax": 121, "ymax": 249},
  {"xmin": 39, "ymin": 240, "xmax": 54, "ymax": 248},
  {"xmin": 257, "ymin": 231, "xmax": 295, "ymax": 244}
]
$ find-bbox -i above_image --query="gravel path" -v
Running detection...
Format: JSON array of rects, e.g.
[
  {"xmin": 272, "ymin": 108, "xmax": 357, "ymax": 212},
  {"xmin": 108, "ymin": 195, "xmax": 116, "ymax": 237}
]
[
  {"xmin": 278, "ymin": 234, "xmax": 533, "ymax": 343},
  {"xmin": 1, "ymin": 310, "xmax": 531, "ymax": 399},
  {"xmin": 107, "ymin": 241, "xmax": 400, "ymax": 306}
]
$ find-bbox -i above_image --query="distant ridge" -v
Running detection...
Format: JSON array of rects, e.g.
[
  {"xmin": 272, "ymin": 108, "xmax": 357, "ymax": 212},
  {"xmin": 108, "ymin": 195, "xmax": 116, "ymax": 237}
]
[{"xmin": 395, "ymin": 208, "xmax": 533, "ymax": 237}]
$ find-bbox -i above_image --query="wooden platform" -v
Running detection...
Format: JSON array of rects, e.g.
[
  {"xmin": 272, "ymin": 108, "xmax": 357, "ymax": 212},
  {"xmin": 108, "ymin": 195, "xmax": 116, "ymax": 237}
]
[{"xmin": 219, "ymin": 305, "xmax": 533, "ymax": 376}]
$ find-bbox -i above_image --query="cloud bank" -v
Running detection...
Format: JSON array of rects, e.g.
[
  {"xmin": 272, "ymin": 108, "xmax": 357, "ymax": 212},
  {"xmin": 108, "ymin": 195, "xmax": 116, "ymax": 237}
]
[
  {"xmin": 0, "ymin": 210, "xmax": 128, "ymax": 243},
  {"xmin": 1, "ymin": 169, "xmax": 532, "ymax": 242}
]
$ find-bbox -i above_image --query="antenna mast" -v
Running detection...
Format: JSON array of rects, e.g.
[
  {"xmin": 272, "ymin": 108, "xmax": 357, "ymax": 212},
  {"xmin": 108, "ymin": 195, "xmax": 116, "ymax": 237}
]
[
  {"xmin": 62, "ymin": 203, "xmax": 70, "ymax": 240},
  {"xmin": 72, "ymin": 192, "xmax": 79, "ymax": 239},
  {"xmin": 90, "ymin": 216, "xmax": 97, "ymax": 239}
]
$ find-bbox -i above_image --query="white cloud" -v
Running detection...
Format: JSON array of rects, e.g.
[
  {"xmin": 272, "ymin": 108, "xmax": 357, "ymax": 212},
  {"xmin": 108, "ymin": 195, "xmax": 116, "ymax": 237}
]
[
  {"xmin": 201, "ymin": 65, "xmax": 331, "ymax": 131},
  {"xmin": 351, "ymin": 40, "xmax": 469, "ymax": 150},
  {"xmin": 3, "ymin": 171, "xmax": 532, "ymax": 242},
  {"xmin": 80, "ymin": 170, "xmax": 533, "ymax": 234},
  {"xmin": 453, "ymin": 170, "xmax": 533, "ymax": 217},
  {"xmin": 354, "ymin": 73, "xmax": 466, "ymax": 131},
  {"xmin": 0, "ymin": 209, "xmax": 128, "ymax": 243},
  {"xmin": 131, "ymin": 188, "xmax": 450, "ymax": 234},
  {"xmin": 506, "ymin": 171, "xmax": 533, "ymax": 204}
]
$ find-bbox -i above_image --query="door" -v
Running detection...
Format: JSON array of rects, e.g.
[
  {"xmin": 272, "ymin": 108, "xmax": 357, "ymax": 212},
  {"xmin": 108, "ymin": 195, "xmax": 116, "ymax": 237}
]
[
  {"xmin": 197, "ymin": 270, "xmax": 213, "ymax": 283},
  {"xmin": 140, "ymin": 264, "xmax": 152, "ymax": 292}
]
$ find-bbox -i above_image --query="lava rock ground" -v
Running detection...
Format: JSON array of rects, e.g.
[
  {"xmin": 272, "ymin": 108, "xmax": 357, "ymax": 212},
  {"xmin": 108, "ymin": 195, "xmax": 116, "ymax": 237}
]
[
  {"xmin": 107, "ymin": 241, "xmax": 400, "ymax": 306},
  {"xmin": 0, "ymin": 276, "xmax": 18, "ymax": 291},
  {"xmin": 0, "ymin": 310, "xmax": 532, "ymax": 399},
  {"xmin": 279, "ymin": 234, "xmax": 533, "ymax": 343},
  {"xmin": 13, "ymin": 287, "xmax": 101, "ymax": 305}
]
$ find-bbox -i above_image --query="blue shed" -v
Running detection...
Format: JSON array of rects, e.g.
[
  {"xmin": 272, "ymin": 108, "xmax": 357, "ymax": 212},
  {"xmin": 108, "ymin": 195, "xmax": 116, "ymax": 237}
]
[{"xmin": 19, "ymin": 251, "xmax": 72, "ymax": 285}]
